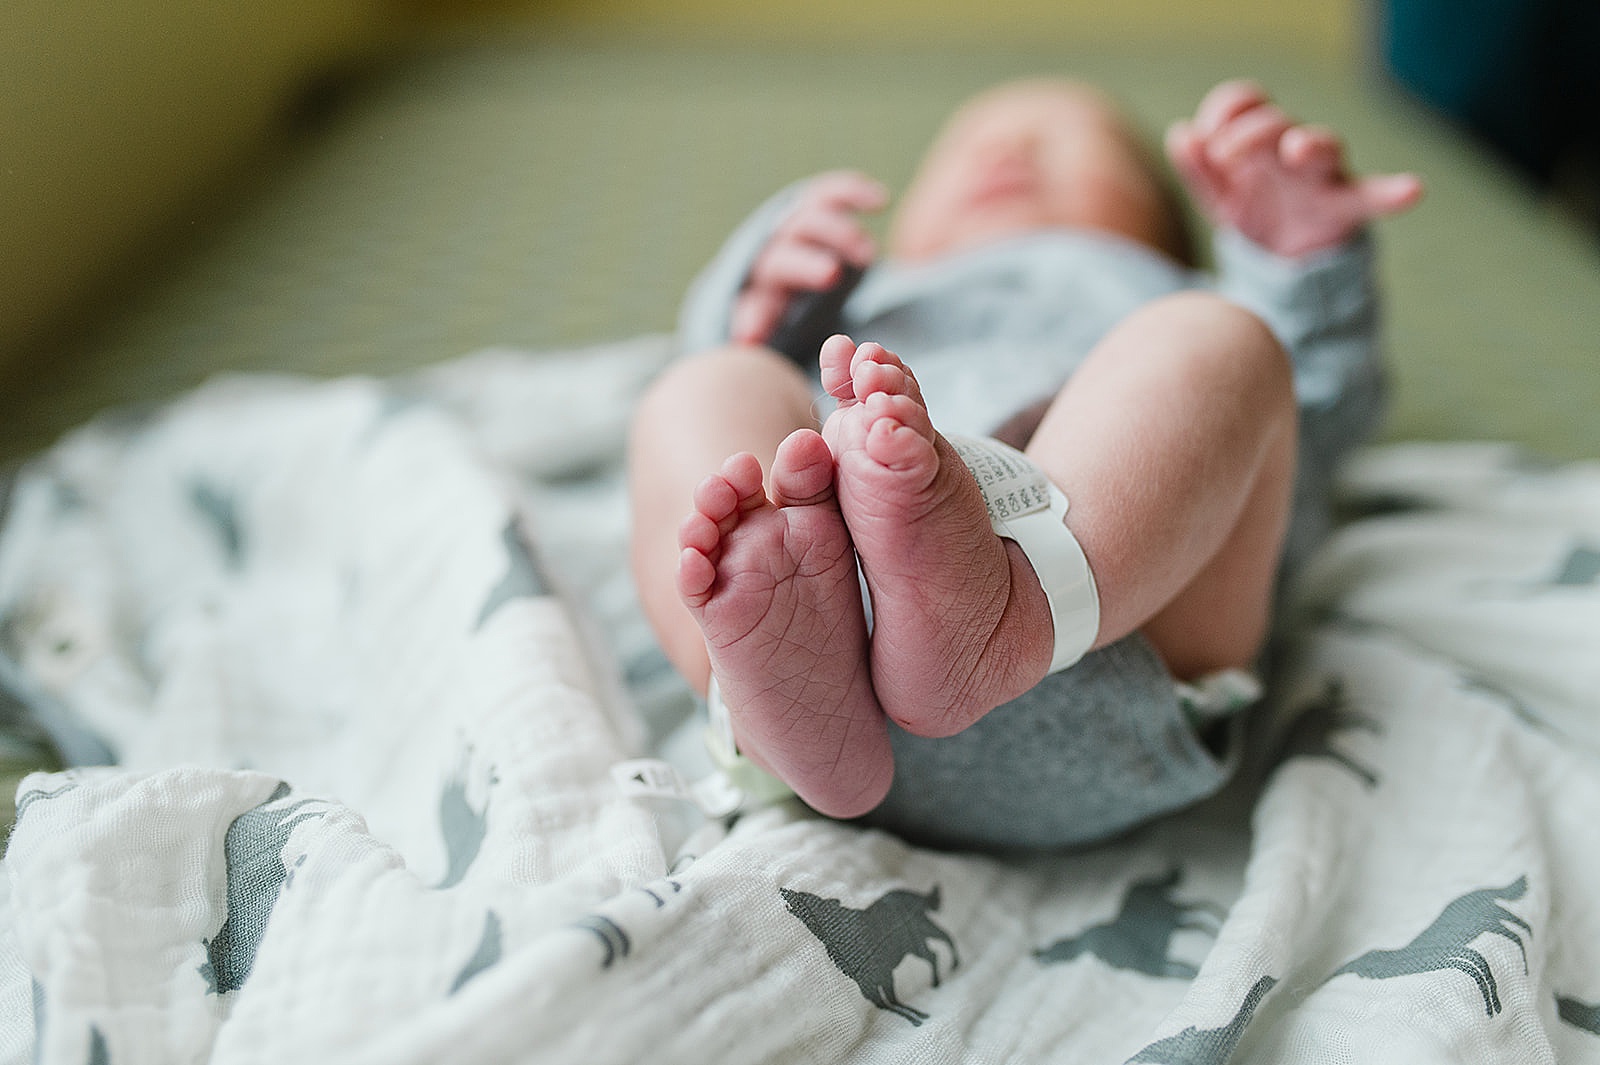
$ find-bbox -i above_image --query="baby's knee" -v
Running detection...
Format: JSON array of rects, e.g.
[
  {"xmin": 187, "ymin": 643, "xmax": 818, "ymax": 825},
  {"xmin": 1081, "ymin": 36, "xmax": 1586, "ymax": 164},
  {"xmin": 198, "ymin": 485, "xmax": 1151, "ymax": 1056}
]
[
  {"xmin": 1153, "ymin": 292, "xmax": 1292, "ymax": 399},
  {"xmin": 637, "ymin": 343, "xmax": 795, "ymax": 412},
  {"xmin": 1163, "ymin": 289, "xmax": 1277, "ymax": 341}
]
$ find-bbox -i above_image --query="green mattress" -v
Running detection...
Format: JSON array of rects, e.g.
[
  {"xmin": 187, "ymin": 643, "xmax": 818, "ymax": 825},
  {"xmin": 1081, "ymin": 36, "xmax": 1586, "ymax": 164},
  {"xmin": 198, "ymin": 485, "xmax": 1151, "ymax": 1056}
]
[{"xmin": 2, "ymin": 40, "xmax": 1595, "ymax": 465}]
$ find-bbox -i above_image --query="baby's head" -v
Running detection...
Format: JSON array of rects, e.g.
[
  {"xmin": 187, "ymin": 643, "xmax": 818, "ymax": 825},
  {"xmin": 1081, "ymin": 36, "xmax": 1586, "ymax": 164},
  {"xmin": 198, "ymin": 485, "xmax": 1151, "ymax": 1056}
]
[{"xmin": 889, "ymin": 78, "xmax": 1192, "ymax": 265}]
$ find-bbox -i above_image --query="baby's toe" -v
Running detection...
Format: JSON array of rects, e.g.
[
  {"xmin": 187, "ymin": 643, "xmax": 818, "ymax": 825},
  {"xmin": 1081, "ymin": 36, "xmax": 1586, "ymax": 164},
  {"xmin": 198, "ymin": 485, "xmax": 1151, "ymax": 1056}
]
[
  {"xmin": 770, "ymin": 429, "xmax": 837, "ymax": 507},
  {"xmin": 851, "ymin": 345, "xmax": 928, "ymax": 408},
  {"xmin": 863, "ymin": 418, "xmax": 935, "ymax": 473},
  {"xmin": 719, "ymin": 452, "xmax": 767, "ymax": 502},
  {"xmin": 860, "ymin": 394, "xmax": 938, "ymax": 474},
  {"xmin": 819, "ymin": 334, "xmax": 860, "ymax": 400},
  {"xmin": 693, "ymin": 455, "xmax": 765, "ymax": 526},
  {"xmin": 676, "ymin": 546, "xmax": 719, "ymax": 604},
  {"xmin": 678, "ymin": 509, "xmax": 721, "ymax": 557},
  {"xmin": 868, "ymin": 391, "xmax": 934, "ymax": 441}
]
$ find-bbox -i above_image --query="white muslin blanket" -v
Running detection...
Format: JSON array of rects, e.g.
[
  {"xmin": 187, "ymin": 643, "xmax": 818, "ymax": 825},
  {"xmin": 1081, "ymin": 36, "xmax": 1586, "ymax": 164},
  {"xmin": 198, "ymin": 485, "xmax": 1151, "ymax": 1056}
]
[{"xmin": 1, "ymin": 337, "xmax": 1597, "ymax": 1064}]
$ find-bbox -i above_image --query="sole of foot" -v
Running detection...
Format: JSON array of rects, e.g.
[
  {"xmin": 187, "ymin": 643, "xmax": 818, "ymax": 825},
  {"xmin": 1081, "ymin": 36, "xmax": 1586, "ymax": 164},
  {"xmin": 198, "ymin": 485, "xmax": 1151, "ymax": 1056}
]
[
  {"xmin": 676, "ymin": 427, "xmax": 892, "ymax": 816},
  {"xmin": 819, "ymin": 335, "xmax": 1053, "ymax": 737}
]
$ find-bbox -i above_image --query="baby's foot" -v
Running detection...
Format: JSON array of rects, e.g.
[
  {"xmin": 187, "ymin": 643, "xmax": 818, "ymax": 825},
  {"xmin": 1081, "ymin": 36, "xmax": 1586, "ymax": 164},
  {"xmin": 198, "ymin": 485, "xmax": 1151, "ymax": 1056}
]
[
  {"xmin": 677, "ymin": 428, "xmax": 892, "ymax": 817},
  {"xmin": 820, "ymin": 336, "xmax": 1055, "ymax": 737}
]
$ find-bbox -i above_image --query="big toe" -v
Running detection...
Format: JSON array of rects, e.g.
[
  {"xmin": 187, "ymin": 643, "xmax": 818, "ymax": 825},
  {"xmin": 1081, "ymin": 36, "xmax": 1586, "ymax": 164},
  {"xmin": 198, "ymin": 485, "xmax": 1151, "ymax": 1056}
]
[
  {"xmin": 819, "ymin": 334, "xmax": 861, "ymax": 401},
  {"xmin": 771, "ymin": 428, "xmax": 837, "ymax": 507}
]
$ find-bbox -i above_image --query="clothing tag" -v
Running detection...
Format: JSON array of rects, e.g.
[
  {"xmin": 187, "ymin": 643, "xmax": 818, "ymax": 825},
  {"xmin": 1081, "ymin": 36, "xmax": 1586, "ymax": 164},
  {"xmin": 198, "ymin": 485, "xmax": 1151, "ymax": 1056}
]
[
  {"xmin": 610, "ymin": 759, "xmax": 748, "ymax": 820},
  {"xmin": 950, "ymin": 435, "xmax": 1055, "ymax": 525},
  {"xmin": 612, "ymin": 759, "xmax": 697, "ymax": 804}
]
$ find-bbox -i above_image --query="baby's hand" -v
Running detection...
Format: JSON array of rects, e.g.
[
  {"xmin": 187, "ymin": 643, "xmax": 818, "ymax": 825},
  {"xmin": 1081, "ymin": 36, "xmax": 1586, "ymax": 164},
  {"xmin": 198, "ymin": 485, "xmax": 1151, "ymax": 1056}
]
[
  {"xmin": 1166, "ymin": 80, "xmax": 1423, "ymax": 259},
  {"xmin": 731, "ymin": 171, "xmax": 888, "ymax": 346}
]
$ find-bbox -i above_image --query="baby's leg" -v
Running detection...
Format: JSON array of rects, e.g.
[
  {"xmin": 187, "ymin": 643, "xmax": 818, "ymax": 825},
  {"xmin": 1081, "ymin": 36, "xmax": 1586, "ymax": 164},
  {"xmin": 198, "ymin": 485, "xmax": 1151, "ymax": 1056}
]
[
  {"xmin": 628, "ymin": 344, "xmax": 891, "ymax": 817},
  {"xmin": 1024, "ymin": 291, "xmax": 1296, "ymax": 678},
  {"xmin": 823, "ymin": 292, "xmax": 1295, "ymax": 737},
  {"xmin": 630, "ymin": 344, "xmax": 818, "ymax": 685}
]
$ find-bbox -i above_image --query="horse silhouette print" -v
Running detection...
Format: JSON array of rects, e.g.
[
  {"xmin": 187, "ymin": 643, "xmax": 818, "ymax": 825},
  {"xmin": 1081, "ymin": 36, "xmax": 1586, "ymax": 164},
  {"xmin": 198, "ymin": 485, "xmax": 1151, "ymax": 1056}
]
[
  {"xmin": 781, "ymin": 885, "xmax": 958, "ymax": 1026},
  {"xmin": 1276, "ymin": 678, "xmax": 1383, "ymax": 788},
  {"xmin": 1328, "ymin": 876, "xmax": 1532, "ymax": 1016},
  {"xmin": 200, "ymin": 782, "xmax": 326, "ymax": 994},
  {"xmin": 1558, "ymin": 994, "xmax": 1600, "ymax": 1036},
  {"xmin": 1127, "ymin": 975, "xmax": 1277, "ymax": 1064},
  {"xmin": 435, "ymin": 750, "xmax": 495, "ymax": 889},
  {"xmin": 1035, "ymin": 867, "xmax": 1223, "ymax": 978},
  {"xmin": 475, "ymin": 518, "xmax": 553, "ymax": 630}
]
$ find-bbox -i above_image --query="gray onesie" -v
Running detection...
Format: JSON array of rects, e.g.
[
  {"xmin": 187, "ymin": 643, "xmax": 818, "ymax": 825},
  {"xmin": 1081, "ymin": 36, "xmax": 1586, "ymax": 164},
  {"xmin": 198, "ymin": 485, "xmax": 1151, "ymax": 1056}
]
[{"xmin": 679, "ymin": 180, "xmax": 1388, "ymax": 849}]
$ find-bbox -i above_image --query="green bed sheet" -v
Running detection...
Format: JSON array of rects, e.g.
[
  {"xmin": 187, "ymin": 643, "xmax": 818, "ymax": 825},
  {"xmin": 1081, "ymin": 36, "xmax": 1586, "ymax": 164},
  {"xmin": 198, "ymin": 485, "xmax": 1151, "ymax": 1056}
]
[{"xmin": 2, "ymin": 41, "xmax": 1595, "ymax": 463}]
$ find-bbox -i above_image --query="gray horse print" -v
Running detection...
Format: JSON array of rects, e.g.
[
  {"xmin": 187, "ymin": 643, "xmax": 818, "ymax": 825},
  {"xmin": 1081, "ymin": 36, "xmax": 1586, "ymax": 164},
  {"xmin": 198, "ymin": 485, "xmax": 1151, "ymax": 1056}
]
[
  {"xmin": 1276, "ymin": 678, "xmax": 1383, "ymax": 788},
  {"xmin": 570, "ymin": 880, "xmax": 683, "ymax": 970},
  {"xmin": 200, "ymin": 782, "xmax": 325, "ymax": 994},
  {"xmin": 13, "ymin": 779, "xmax": 81, "ymax": 821},
  {"xmin": 189, "ymin": 479, "xmax": 245, "ymax": 570},
  {"xmin": 1127, "ymin": 974, "xmax": 1277, "ymax": 1064},
  {"xmin": 1547, "ymin": 544, "xmax": 1600, "ymax": 587},
  {"xmin": 474, "ymin": 518, "xmax": 552, "ymax": 630},
  {"xmin": 435, "ymin": 751, "xmax": 495, "ymax": 890},
  {"xmin": 450, "ymin": 910, "xmax": 503, "ymax": 993},
  {"xmin": 1035, "ymin": 868, "xmax": 1223, "ymax": 978},
  {"xmin": 1329, "ymin": 876, "xmax": 1532, "ymax": 1017},
  {"xmin": 781, "ymin": 886, "xmax": 958, "ymax": 1026},
  {"xmin": 1460, "ymin": 540, "xmax": 1600, "ymax": 599},
  {"xmin": 1559, "ymin": 994, "xmax": 1600, "ymax": 1036}
]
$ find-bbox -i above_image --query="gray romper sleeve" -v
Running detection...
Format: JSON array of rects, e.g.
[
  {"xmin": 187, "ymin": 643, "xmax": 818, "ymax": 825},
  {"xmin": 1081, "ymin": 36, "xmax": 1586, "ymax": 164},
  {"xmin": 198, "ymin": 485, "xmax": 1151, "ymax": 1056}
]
[{"xmin": 1211, "ymin": 229, "xmax": 1388, "ymax": 573}]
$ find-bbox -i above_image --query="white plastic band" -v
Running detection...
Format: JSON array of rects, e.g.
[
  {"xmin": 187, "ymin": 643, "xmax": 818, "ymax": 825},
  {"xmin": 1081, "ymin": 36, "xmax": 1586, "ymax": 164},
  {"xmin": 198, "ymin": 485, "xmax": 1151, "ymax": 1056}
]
[
  {"xmin": 704, "ymin": 676, "xmax": 797, "ymax": 810},
  {"xmin": 948, "ymin": 434, "xmax": 1100, "ymax": 674}
]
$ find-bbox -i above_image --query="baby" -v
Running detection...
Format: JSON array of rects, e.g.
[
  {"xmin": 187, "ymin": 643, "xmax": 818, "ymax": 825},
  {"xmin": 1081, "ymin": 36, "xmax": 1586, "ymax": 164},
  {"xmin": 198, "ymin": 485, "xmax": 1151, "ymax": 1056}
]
[{"xmin": 628, "ymin": 79, "xmax": 1422, "ymax": 849}]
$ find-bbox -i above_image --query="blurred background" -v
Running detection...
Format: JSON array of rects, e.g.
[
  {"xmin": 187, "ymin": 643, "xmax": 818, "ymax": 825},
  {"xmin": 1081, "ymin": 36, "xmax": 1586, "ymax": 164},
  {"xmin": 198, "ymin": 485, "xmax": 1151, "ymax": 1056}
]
[{"xmin": 1, "ymin": 0, "xmax": 1595, "ymax": 462}]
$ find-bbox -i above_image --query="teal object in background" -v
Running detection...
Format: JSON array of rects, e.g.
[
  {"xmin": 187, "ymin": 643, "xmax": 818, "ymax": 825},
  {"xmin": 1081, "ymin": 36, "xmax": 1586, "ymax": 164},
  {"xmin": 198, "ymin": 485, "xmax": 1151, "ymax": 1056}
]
[{"xmin": 1381, "ymin": 0, "xmax": 1600, "ymax": 193}]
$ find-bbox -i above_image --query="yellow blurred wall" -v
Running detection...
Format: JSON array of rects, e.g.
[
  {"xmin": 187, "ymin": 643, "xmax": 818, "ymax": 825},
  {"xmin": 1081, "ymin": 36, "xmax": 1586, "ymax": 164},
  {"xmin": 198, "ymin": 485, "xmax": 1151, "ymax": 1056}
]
[
  {"xmin": 0, "ymin": 0, "xmax": 384, "ymax": 373},
  {"xmin": 449, "ymin": 0, "xmax": 1356, "ymax": 56}
]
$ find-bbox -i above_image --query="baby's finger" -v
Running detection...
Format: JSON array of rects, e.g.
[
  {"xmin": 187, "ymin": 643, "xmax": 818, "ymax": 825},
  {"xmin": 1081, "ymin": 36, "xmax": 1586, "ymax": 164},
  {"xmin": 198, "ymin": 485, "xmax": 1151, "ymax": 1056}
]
[
  {"xmin": 1354, "ymin": 172, "xmax": 1426, "ymax": 220},
  {"xmin": 783, "ymin": 207, "xmax": 877, "ymax": 267},
  {"xmin": 1207, "ymin": 103, "xmax": 1294, "ymax": 168},
  {"xmin": 730, "ymin": 288, "xmax": 788, "ymax": 345},
  {"xmin": 801, "ymin": 170, "xmax": 891, "ymax": 215},
  {"xmin": 1164, "ymin": 120, "xmax": 1227, "ymax": 213},
  {"xmin": 748, "ymin": 241, "xmax": 845, "ymax": 293},
  {"xmin": 1164, "ymin": 120, "xmax": 1203, "ymax": 174},
  {"xmin": 1280, "ymin": 124, "xmax": 1344, "ymax": 178},
  {"xmin": 1192, "ymin": 79, "xmax": 1271, "ymax": 137}
]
